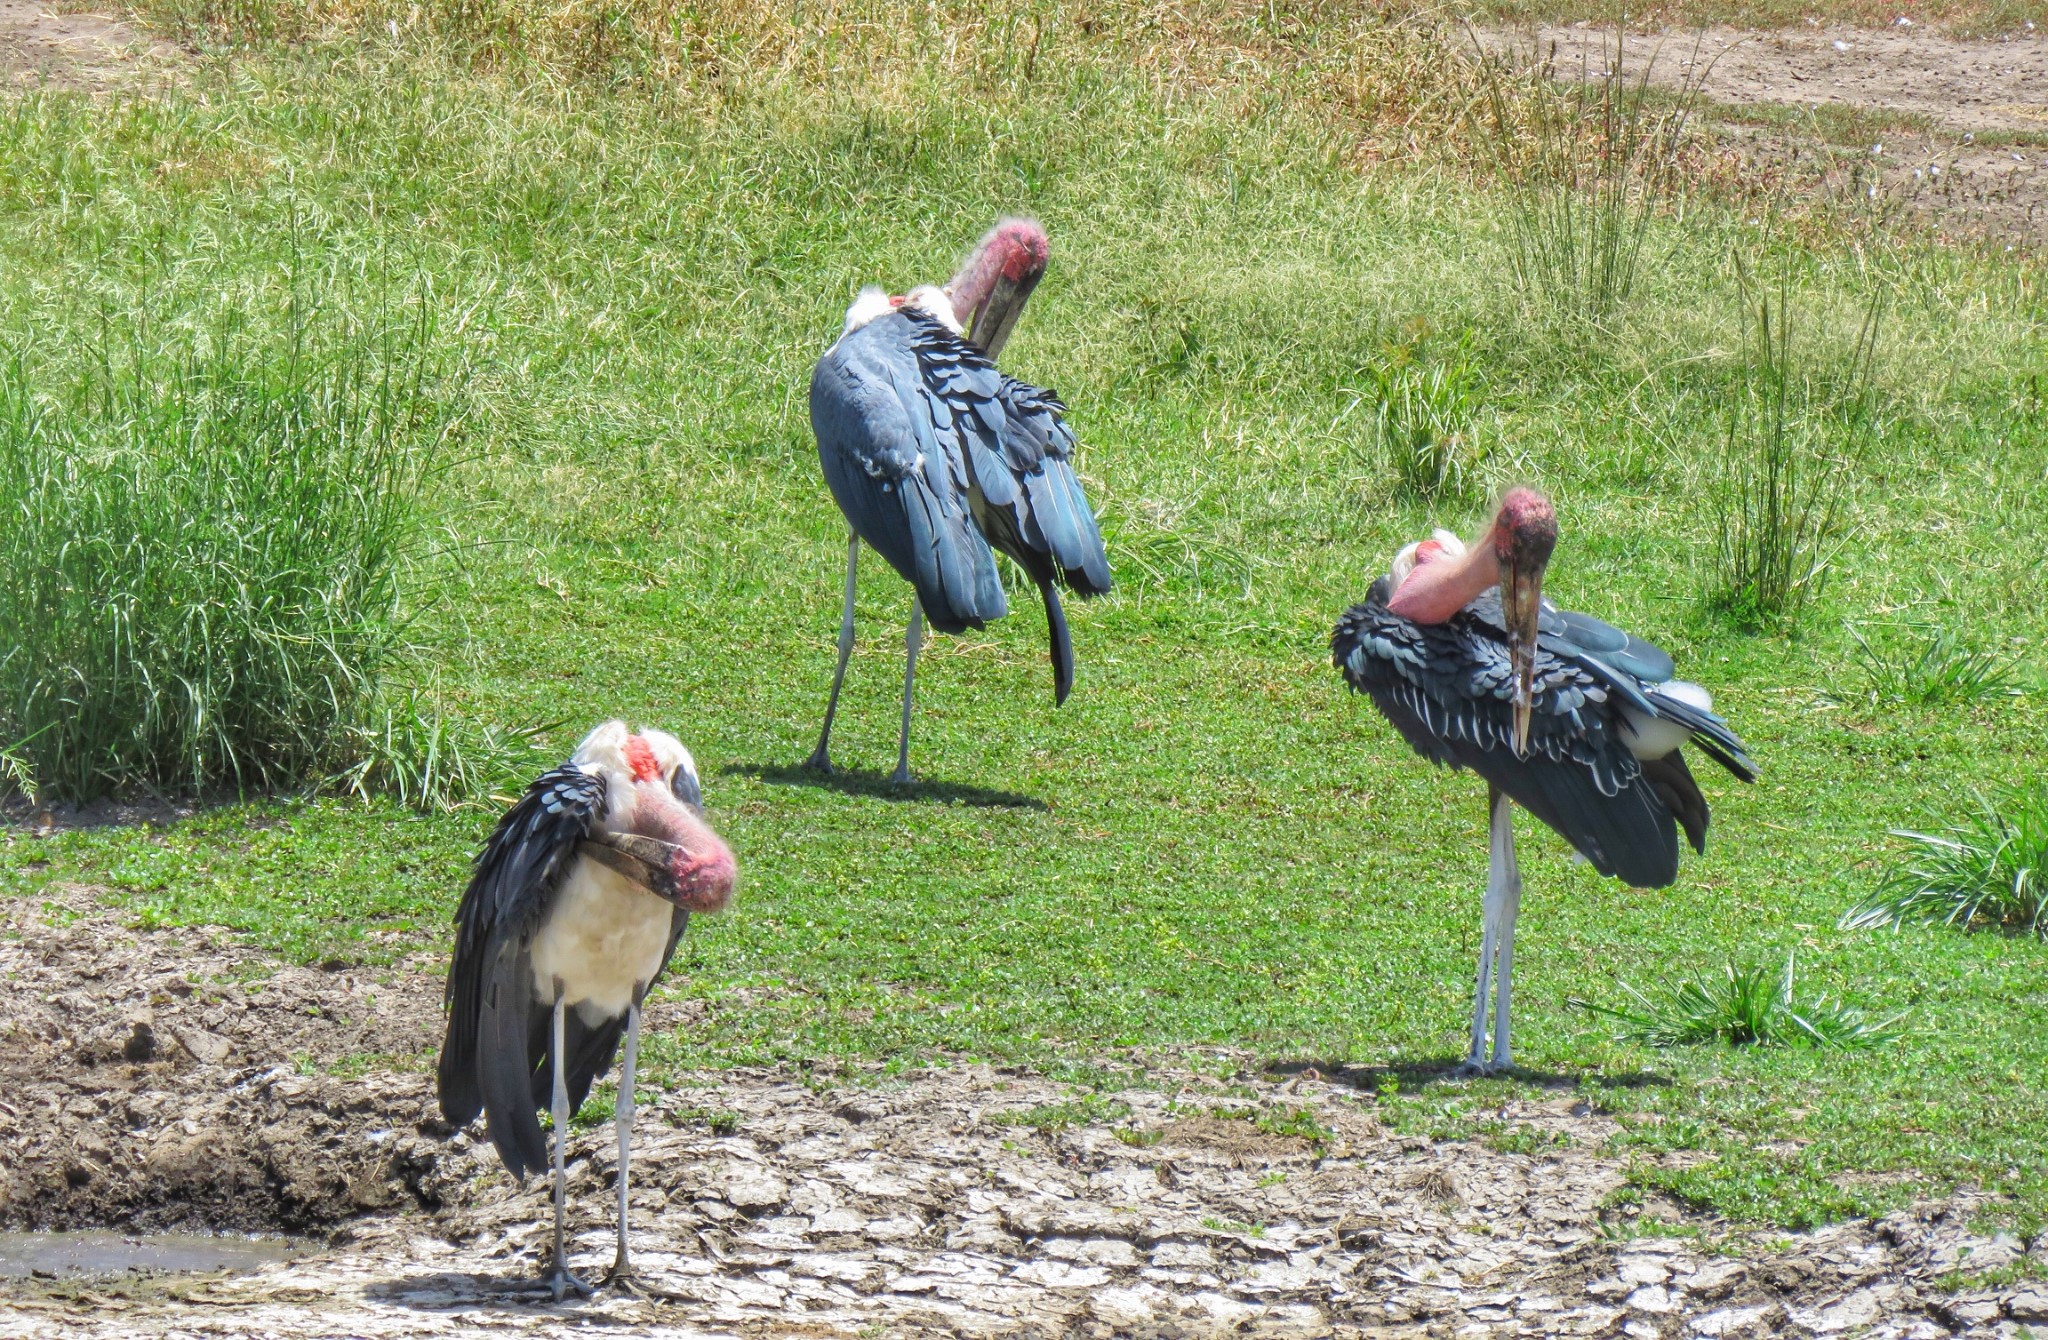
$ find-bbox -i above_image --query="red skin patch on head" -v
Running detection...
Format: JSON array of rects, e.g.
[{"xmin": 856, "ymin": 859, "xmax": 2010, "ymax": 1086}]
[
  {"xmin": 991, "ymin": 219, "xmax": 1049, "ymax": 280},
  {"xmin": 1413, "ymin": 539, "xmax": 1446, "ymax": 565},
  {"xmin": 624, "ymin": 735, "xmax": 661, "ymax": 783},
  {"xmin": 889, "ymin": 294, "xmax": 906, "ymax": 307},
  {"xmin": 1491, "ymin": 486, "xmax": 1558, "ymax": 564}
]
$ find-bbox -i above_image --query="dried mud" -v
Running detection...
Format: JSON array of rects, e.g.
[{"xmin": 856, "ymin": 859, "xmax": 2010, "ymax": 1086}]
[{"xmin": 4, "ymin": 885, "xmax": 2048, "ymax": 1338}]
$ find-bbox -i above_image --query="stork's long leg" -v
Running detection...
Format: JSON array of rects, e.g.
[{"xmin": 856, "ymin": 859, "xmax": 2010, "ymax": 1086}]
[
  {"xmin": 890, "ymin": 597, "xmax": 924, "ymax": 785},
  {"xmin": 1490, "ymin": 789, "xmax": 1523, "ymax": 1070},
  {"xmin": 806, "ymin": 532, "xmax": 860, "ymax": 772},
  {"xmin": 602, "ymin": 990, "xmax": 644, "ymax": 1293},
  {"xmin": 1461, "ymin": 787, "xmax": 1513, "ymax": 1076},
  {"xmin": 546, "ymin": 988, "xmax": 592, "ymax": 1301}
]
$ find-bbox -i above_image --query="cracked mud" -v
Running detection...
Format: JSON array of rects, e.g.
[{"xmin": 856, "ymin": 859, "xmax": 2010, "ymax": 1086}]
[{"xmin": 3, "ymin": 885, "xmax": 2046, "ymax": 1337}]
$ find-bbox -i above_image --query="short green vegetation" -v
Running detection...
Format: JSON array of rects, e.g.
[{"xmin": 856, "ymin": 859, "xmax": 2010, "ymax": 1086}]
[
  {"xmin": 0, "ymin": 1, "xmax": 2043, "ymax": 1235},
  {"xmin": 1847, "ymin": 788, "xmax": 2048, "ymax": 939},
  {"xmin": 1571, "ymin": 952, "xmax": 1908, "ymax": 1048}
]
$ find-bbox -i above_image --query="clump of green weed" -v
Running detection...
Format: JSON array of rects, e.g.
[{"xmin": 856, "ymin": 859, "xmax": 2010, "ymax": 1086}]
[
  {"xmin": 1844, "ymin": 787, "xmax": 2048, "ymax": 940},
  {"xmin": 1708, "ymin": 265, "xmax": 1882, "ymax": 631},
  {"xmin": 1571, "ymin": 952, "xmax": 1904, "ymax": 1049},
  {"xmin": 1833, "ymin": 622, "xmax": 2019, "ymax": 707},
  {"xmin": 0, "ymin": 289, "xmax": 453, "ymax": 804},
  {"xmin": 331, "ymin": 689, "xmax": 558, "ymax": 812},
  {"xmin": 1355, "ymin": 329, "xmax": 1485, "ymax": 498}
]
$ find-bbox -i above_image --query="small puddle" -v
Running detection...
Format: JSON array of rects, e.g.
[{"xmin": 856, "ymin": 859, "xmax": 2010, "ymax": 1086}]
[{"xmin": 0, "ymin": 1231, "xmax": 302, "ymax": 1279}]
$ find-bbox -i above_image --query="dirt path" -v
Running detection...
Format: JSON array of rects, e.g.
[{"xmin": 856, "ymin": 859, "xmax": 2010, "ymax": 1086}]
[
  {"xmin": 1484, "ymin": 23, "xmax": 2048, "ymax": 243},
  {"xmin": 0, "ymin": 0, "xmax": 177, "ymax": 90},
  {"xmin": 3, "ymin": 887, "xmax": 2046, "ymax": 1338},
  {"xmin": 1511, "ymin": 24, "xmax": 2048, "ymax": 136}
]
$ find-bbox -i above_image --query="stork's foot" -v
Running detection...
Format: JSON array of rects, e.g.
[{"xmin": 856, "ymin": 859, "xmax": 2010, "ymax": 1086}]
[
  {"xmin": 601, "ymin": 1261, "xmax": 645, "ymax": 1297},
  {"xmin": 1450, "ymin": 1057, "xmax": 1507, "ymax": 1079},
  {"xmin": 544, "ymin": 1266, "xmax": 594, "ymax": 1302},
  {"xmin": 888, "ymin": 766, "xmax": 913, "ymax": 786},
  {"xmin": 803, "ymin": 748, "xmax": 834, "ymax": 774}
]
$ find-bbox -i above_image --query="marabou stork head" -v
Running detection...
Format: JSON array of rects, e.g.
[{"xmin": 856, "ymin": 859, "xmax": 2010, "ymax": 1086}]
[
  {"xmin": 837, "ymin": 219, "xmax": 1051, "ymax": 354},
  {"xmin": 1489, "ymin": 487, "xmax": 1557, "ymax": 757},
  {"xmin": 943, "ymin": 218, "xmax": 1049, "ymax": 357},
  {"xmin": 574, "ymin": 721, "xmax": 736, "ymax": 913}
]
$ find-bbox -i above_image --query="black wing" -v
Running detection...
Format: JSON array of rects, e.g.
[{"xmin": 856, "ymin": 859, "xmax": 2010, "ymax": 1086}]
[
  {"xmin": 1332, "ymin": 579, "xmax": 1751, "ymax": 888},
  {"xmin": 437, "ymin": 763, "xmax": 605, "ymax": 1179}
]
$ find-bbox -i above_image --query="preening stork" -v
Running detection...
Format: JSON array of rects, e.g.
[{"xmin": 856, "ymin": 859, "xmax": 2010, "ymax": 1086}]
[
  {"xmin": 1332, "ymin": 489, "xmax": 1757, "ymax": 1074},
  {"xmin": 437, "ymin": 721, "xmax": 737, "ymax": 1298},
  {"xmin": 806, "ymin": 218, "xmax": 1113, "ymax": 782}
]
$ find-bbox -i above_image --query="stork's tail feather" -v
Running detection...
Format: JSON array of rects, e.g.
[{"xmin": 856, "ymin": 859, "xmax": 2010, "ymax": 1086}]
[{"xmin": 1042, "ymin": 578, "xmax": 1074, "ymax": 706}]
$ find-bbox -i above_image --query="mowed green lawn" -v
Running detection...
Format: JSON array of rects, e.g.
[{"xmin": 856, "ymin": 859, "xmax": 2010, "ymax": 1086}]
[{"xmin": 1, "ymin": 9, "xmax": 2044, "ymax": 1235}]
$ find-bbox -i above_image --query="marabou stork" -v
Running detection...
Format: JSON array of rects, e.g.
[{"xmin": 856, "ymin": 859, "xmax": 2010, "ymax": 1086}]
[
  {"xmin": 805, "ymin": 218, "xmax": 1113, "ymax": 782},
  {"xmin": 1331, "ymin": 489, "xmax": 1757, "ymax": 1074},
  {"xmin": 437, "ymin": 720, "xmax": 737, "ymax": 1298}
]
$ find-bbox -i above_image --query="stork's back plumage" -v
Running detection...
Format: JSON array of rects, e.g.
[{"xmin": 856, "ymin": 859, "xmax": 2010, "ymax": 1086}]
[
  {"xmin": 810, "ymin": 306, "xmax": 1111, "ymax": 695},
  {"xmin": 1333, "ymin": 579, "xmax": 1754, "ymax": 888}
]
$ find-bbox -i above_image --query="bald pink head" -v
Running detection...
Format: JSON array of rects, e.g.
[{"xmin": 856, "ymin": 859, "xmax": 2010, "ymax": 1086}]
[
  {"xmin": 1490, "ymin": 486, "xmax": 1557, "ymax": 574},
  {"xmin": 1387, "ymin": 487, "xmax": 1558, "ymax": 626},
  {"xmin": 946, "ymin": 218, "xmax": 1049, "ymax": 356}
]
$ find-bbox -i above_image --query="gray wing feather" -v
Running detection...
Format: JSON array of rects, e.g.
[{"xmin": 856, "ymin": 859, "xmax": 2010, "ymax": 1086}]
[{"xmin": 811, "ymin": 317, "xmax": 1006, "ymax": 634}]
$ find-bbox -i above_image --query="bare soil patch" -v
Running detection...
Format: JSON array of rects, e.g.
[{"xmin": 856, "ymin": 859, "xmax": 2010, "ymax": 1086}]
[
  {"xmin": 1490, "ymin": 23, "xmax": 2048, "ymax": 243},
  {"xmin": 0, "ymin": 0, "xmax": 178, "ymax": 91},
  {"xmin": 3, "ymin": 887, "xmax": 2046, "ymax": 1337}
]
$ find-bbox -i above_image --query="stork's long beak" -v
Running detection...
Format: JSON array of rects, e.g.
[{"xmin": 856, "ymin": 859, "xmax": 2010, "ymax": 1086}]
[
  {"xmin": 1500, "ymin": 552, "xmax": 1546, "ymax": 759},
  {"xmin": 956, "ymin": 266, "xmax": 1041, "ymax": 359}
]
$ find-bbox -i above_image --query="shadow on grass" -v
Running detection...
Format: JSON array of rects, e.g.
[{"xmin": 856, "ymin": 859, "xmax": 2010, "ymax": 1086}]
[
  {"xmin": 725, "ymin": 762, "xmax": 1047, "ymax": 811},
  {"xmin": 1265, "ymin": 1056, "xmax": 1673, "ymax": 1094}
]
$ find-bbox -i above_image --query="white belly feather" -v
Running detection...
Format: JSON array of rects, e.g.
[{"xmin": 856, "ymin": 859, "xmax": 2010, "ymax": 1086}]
[
  {"xmin": 529, "ymin": 856, "xmax": 674, "ymax": 1023},
  {"xmin": 1618, "ymin": 679, "xmax": 1713, "ymax": 761}
]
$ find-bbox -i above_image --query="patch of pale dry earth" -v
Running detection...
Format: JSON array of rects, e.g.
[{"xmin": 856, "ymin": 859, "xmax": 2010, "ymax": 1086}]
[
  {"xmin": 0, "ymin": 0, "xmax": 177, "ymax": 90},
  {"xmin": 1487, "ymin": 23, "xmax": 2048, "ymax": 242},
  {"xmin": 2, "ymin": 887, "xmax": 2047, "ymax": 1338}
]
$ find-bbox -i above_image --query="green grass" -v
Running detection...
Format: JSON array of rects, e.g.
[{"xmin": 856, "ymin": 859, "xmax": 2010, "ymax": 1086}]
[
  {"xmin": 0, "ymin": 3, "xmax": 2044, "ymax": 1236},
  {"xmin": 0, "ymin": 291, "xmax": 451, "ymax": 802}
]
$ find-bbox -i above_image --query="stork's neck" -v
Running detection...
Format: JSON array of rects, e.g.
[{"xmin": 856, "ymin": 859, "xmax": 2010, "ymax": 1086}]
[{"xmin": 1386, "ymin": 537, "xmax": 1500, "ymax": 624}]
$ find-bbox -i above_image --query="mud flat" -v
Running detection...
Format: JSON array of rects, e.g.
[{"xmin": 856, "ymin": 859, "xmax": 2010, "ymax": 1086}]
[{"xmin": 3, "ymin": 884, "xmax": 2046, "ymax": 1336}]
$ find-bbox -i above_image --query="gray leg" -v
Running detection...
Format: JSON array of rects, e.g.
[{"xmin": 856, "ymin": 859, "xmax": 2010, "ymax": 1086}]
[
  {"xmin": 1491, "ymin": 792, "xmax": 1523, "ymax": 1070},
  {"xmin": 1458, "ymin": 787, "xmax": 1512, "ymax": 1076},
  {"xmin": 602, "ymin": 993, "xmax": 643, "ymax": 1292},
  {"xmin": 546, "ymin": 989, "xmax": 592, "ymax": 1300},
  {"xmin": 806, "ymin": 532, "xmax": 860, "ymax": 772},
  {"xmin": 890, "ymin": 597, "xmax": 924, "ymax": 785}
]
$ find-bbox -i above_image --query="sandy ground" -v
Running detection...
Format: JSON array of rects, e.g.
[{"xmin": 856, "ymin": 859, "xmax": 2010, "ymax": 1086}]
[
  {"xmin": 0, "ymin": 0, "xmax": 176, "ymax": 89},
  {"xmin": 1487, "ymin": 23, "xmax": 2048, "ymax": 244},
  {"xmin": 4, "ymin": 885, "xmax": 2048, "ymax": 1338}
]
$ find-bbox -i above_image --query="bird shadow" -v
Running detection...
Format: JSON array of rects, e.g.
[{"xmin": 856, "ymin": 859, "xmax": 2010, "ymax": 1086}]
[
  {"xmin": 366, "ymin": 1271, "xmax": 590, "ymax": 1312},
  {"xmin": 1265, "ymin": 1056, "xmax": 1673, "ymax": 1095},
  {"xmin": 724, "ymin": 761, "xmax": 1047, "ymax": 811}
]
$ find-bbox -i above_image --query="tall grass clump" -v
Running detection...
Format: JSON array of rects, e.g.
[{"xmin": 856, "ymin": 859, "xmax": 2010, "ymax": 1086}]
[
  {"xmin": 1572, "ymin": 953, "xmax": 1905, "ymax": 1050},
  {"xmin": 1708, "ymin": 266, "xmax": 1882, "ymax": 631},
  {"xmin": 1473, "ymin": 26, "xmax": 1707, "ymax": 328},
  {"xmin": 1844, "ymin": 788, "xmax": 2048, "ymax": 940},
  {"xmin": 0, "ymin": 296, "xmax": 452, "ymax": 804},
  {"xmin": 1355, "ymin": 329, "xmax": 1485, "ymax": 498}
]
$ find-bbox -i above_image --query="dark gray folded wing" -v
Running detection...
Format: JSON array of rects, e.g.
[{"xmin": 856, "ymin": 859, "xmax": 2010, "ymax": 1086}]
[
  {"xmin": 810, "ymin": 314, "xmax": 1008, "ymax": 635},
  {"xmin": 437, "ymin": 762, "xmax": 605, "ymax": 1180}
]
